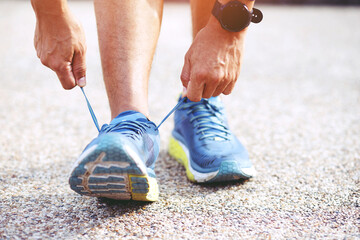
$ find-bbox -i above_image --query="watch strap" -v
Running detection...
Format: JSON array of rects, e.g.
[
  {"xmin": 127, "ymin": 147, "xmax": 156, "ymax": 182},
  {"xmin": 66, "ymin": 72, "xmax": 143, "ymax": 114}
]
[{"xmin": 211, "ymin": 0, "xmax": 222, "ymax": 21}]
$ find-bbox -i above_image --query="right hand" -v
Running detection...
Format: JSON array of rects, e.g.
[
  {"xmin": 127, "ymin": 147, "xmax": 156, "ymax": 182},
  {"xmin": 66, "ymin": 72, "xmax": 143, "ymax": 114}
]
[{"xmin": 33, "ymin": 6, "xmax": 87, "ymax": 89}]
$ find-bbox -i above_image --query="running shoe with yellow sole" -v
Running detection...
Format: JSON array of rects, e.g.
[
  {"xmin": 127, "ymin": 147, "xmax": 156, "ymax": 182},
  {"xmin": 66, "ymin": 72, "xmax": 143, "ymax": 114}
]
[
  {"xmin": 169, "ymin": 96, "xmax": 256, "ymax": 183},
  {"xmin": 69, "ymin": 110, "xmax": 160, "ymax": 201}
]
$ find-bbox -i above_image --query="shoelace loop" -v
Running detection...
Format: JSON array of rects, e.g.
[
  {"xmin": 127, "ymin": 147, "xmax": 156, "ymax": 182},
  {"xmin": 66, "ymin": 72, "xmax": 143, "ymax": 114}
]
[{"xmin": 81, "ymin": 87, "xmax": 229, "ymax": 140}]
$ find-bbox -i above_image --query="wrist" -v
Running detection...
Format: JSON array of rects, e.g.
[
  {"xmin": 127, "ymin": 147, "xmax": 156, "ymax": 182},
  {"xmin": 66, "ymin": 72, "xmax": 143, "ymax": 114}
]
[
  {"xmin": 217, "ymin": 0, "xmax": 255, "ymax": 11},
  {"xmin": 207, "ymin": 15, "xmax": 247, "ymax": 39},
  {"xmin": 31, "ymin": 0, "xmax": 69, "ymax": 18},
  {"xmin": 210, "ymin": 0, "xmax": 261, "ymax": 33}
]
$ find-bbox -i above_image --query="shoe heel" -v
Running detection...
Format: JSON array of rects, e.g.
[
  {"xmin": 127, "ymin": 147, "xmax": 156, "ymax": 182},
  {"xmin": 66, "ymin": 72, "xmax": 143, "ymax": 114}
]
[
  {"xmin": 168, "ymin": 136, "xmax": 195, "ymax": 182},
  {"xmin": 129, "ymin": 175, "xmax": 159, "ymax": 201}
]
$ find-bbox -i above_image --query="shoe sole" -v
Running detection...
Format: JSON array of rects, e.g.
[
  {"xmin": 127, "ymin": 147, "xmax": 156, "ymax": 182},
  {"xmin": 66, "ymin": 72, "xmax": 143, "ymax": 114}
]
[
  {"xmin": 69, "ymin": 136, "xmax": 159, "ymax": 202},
  {"xmin": 169, "ymin": 136, "xmax": 255, "ymax": 183}
]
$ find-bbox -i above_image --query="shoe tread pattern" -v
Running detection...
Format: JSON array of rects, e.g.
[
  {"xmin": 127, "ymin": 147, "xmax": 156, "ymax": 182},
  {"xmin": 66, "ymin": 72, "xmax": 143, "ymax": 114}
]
[{"xmin": 69, "ymin": 136, "xmax": 158, "ymax": 201}]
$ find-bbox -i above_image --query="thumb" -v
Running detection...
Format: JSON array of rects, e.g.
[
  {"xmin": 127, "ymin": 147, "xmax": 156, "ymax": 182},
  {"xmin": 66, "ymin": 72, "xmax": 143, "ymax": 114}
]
[
  {"xmin": 180, "ymin": 55, "xmax": 191, "ymax": 88},
  {"xmin": 72, "ymin": 50, "xmax": 87, "ymax": 87}
]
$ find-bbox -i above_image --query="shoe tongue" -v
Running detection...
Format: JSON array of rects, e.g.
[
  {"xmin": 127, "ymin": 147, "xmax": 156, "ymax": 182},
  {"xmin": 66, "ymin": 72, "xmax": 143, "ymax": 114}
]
[
  {"xmin": 206, "ymin": 96, "xmax": 221, "ymax": 106},
  {"xmin": 110, "ymin": 110, "xmax": 148, "ymax": 125},
  {"xmin": 185, "ymin": 96, "xmax": 221, "ymax": 107}
]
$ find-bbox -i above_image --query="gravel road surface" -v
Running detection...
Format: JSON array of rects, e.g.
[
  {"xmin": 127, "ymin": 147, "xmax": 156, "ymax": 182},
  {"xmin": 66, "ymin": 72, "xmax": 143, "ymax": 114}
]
[{"xmin": 0, "ymin": 2, "xmax": 359, "ymax": 239}]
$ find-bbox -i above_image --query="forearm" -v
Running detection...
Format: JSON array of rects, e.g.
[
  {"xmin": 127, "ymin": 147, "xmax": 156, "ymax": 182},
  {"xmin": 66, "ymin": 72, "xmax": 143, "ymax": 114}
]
[{"xmin": 31, "ymin": 0, "xmax": 69, "ymax": 18}]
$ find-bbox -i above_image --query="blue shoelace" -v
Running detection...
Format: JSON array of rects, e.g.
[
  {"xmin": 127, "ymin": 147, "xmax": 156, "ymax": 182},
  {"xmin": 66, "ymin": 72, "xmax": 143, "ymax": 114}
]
[
  {"xmin": 100, "ymin": 121, "xmax": 150, "ymax": 140},
  {"xmin": 80, "ymin": 87, "xmax": 230, "ymax": 140},
  {"xmin": 80, "ymin": 87, "xmax": 186, "ymax": 133},
  {"xmin": 179, "ymin": 99, "xmax": 231, "ymax": 141}
]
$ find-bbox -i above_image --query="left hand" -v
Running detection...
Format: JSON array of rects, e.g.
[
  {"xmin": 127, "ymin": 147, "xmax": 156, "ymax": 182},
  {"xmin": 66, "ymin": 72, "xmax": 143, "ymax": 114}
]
[{"xmin": 181, "ymin": 17, "xmax": 247, "ymax": 102}]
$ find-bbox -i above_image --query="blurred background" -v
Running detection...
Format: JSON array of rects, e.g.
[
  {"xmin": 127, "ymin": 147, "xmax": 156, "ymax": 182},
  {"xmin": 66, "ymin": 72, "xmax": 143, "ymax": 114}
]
[
  {"xmin": 166, "ymin": 0, "xmax": 360, "ymax": 4},
  {"xmin": 0, "ymin": 0, "xmax": 359, "ymax": 239}
]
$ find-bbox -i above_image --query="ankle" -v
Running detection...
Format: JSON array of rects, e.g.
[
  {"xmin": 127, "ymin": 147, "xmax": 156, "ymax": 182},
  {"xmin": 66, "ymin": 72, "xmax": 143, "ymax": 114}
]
[{"xmin": 111, "ymin": 105, "xmax": 149, "ymax": 120}]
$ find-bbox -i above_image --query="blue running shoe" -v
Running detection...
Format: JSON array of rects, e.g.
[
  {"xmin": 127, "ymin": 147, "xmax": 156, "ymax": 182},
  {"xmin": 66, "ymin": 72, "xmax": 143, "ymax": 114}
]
[
  {"xmin": 169, "ymin": 96, "xmax": 256, "ymax": 183},
  {"xmin": 69, "ymin": 111, "xmax": 160, "ymax": 201}
]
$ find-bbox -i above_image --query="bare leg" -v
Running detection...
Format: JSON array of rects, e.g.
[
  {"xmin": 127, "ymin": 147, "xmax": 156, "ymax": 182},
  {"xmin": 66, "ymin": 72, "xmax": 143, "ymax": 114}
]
[{"xmin": 94, "ymin": 0, "xmax": 163, "ymax": 119}]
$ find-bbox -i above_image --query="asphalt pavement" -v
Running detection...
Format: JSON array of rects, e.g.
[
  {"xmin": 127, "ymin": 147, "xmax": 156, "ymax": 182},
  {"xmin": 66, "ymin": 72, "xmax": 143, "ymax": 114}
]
[{"xmin": 0, "ymin": 1, "xmax": 359, "ymax": 239}]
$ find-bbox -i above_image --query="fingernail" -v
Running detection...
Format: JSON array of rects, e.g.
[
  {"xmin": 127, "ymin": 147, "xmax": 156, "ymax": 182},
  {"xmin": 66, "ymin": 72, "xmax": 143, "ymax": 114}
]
[
  {"xmin": 182, "ymin": 87, "xmax": 187, "ymax": 97},
  {"xmin": 78, "ymin": 77, "xmax": 86, "ymax": 87}
]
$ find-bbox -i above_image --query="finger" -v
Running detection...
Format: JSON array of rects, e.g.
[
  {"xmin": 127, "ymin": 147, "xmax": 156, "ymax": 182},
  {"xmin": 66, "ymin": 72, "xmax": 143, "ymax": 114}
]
[
  {"xmin": 213, "ymin": 80, "xmax": 229, "ymax": 97},
  {"xmin": 202, "ymin": 83, "xmax": 217, "ymax": 99},
  {"xmin": 72, "ymin": 50, "xmax": 87, "ymax": 87},
  {"xmin": 203, "ymin": 70, "xmax": 226, "ymax": 98},
  {"xmin": 54, "ymin": 62, "xmax": 76, "ymax": 90},
  {"xmin": 182, "ymin": 86, "xmax": 188, "ymax": 98},
  {"xmin": 187, "ymin": 80, "xmax": 204, "ymax": 102},
  {"xmin": 180, "ymin": 54, "xmax": 191, "ymax": 88},
  {"xmin": 223, "ymin": 81, "xmax": 235, "ymax": 95}
]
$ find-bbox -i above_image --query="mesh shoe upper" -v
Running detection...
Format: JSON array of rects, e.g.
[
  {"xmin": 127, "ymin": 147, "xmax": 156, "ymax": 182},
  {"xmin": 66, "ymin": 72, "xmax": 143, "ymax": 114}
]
[
  {"xmin": 83, "ymin": 110, "xmax": 160, "ymax": 171},
  {"xmin": 172, "ymin": 97, "xmax": 251, "ymax": 173}
]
